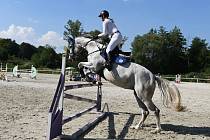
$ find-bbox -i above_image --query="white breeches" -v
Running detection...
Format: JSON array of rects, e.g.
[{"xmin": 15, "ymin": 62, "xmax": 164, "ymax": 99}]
[{"xmin": 106, "ymin": 33, "xmax": 123, "ymax": 54}]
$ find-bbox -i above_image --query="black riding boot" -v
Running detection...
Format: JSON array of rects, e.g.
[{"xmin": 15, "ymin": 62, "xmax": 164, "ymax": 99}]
[
  {"xmin": 79, "ymin": 67, "xmax": 85, "ymax": 78},
  {"xmin": 106, "ymin": 52, "xmax": 112, "ymax": 71}
]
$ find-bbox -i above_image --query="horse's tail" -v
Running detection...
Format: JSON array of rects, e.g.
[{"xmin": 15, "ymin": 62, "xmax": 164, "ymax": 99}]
[{"xmin": 155, "ymin": 76, "xmax": 185, "ymax": 112}]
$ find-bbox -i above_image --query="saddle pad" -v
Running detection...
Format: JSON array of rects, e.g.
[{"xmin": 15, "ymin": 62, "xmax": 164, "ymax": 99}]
[
  {"xmin": 113, "ymin": 55, "xmax": 128, "ymax": 64},
  {"xmin": 100, "ymin": 49, "xmax": 128, "ymax": 64}
]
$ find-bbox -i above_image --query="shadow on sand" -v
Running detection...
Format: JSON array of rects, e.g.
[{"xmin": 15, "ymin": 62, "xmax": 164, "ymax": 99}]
[
  {"xmin": 106, "ymin": 112, "xmax": 210, "ymax": 139},
  {"xmin": 79, "ymin": 111, "xmax": 139, "ymax": 140},
  {"xmin": 161, "ymin": 124, "xmax": 210, "ymax": 137},
  {"xmin": 74, "ymin": 111, "xmax": 210, "ymax": 140}
]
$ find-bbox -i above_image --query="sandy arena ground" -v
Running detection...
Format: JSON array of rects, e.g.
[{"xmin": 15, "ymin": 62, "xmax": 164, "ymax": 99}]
[{"xmin": 0, "ymin": 73, "xmax": 210, "ymax": 140}]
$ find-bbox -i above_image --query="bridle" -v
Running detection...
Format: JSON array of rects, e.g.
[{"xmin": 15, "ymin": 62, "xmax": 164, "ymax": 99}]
[
  {"xmin": 69, "ymin": 37, "xmax": 105, "ymax": 59},
  {"xmin": 82, "ymin": 38, "xmax": 105, "ymax": 56}
]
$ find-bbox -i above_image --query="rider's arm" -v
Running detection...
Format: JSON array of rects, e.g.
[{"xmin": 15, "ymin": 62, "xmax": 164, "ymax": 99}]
[{"xmin": 98, "ymin": 20, "xmax": 108, "ymax": 37}]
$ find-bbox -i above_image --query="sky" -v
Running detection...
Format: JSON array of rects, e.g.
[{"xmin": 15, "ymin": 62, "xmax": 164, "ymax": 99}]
[{"xmin": 0, "ymin": 0, "xmax": 210, "ymax": 52}]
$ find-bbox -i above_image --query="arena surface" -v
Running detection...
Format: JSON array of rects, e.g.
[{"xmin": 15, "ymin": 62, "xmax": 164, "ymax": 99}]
[{"xmin": 0, "ymin": 73, "xmax": 210, "ymax": 140}]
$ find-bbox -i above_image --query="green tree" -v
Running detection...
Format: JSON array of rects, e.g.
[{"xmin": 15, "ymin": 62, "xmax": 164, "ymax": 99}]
[
  {"xmin": 32, "ymin": 45, "xmax": 60, "ymax": 68},
  {"xmin": 0, "ymin": 47, "xmax": 8, "ymax": 61},
  {"xmin": 157, "ymin": 26, "xmax": 170, "ymax": 73},
  {"xmin": 169, "ymin": 26, "xmax": 186, "ymax": 48},
  {"xmin": 131, "ymin": 26, "xmax": 187, "ymax": 74},
  {"xmin": 167, "ymin": 26, "xmax": 187, "ymax": 73},
  {"xmin": 19, "ymin": 42, "xmax": 37, "ymax": 59},
  {"xmin": 205, "ymin": 48, "xmax": 210, "ymax": 74},
  {"xmin": 63, "ymin": 19, "xmax": 84, "ymax": 44},
  {"xmin": 188, "ymin": 37, "xmax": 208, "ymax": 72},
  {"xmin": 0, "ymin": 38, "xmax": 19, "ymax": 57},
  {"xmin": 131, "ymin": 29, "xmax": 163, "ymax": 73}
]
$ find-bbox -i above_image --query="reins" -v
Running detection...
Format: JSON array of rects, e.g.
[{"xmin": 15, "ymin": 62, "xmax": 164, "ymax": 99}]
[
  {"xmin": 72, "ymin": 37, "xmax": 106, "ymax": 58},
  {"xmin": 82, "ymin": 38, "xmax": 105, "ymax": 56}
]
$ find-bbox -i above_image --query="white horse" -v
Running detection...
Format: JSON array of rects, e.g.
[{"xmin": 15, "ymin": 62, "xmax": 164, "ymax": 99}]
[{"xmin": 68, "ymin": 36, "xmax": 185, "ymax": 132}]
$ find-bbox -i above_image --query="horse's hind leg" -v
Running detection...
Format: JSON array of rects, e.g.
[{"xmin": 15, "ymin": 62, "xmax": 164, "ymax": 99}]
[
  {"xmin": 145, "ymin": 100, "xmax": 161, "ymax": 132},
  {"xmin": 130, "ymin": 90, "xmax": 149, "ymax": 129}
]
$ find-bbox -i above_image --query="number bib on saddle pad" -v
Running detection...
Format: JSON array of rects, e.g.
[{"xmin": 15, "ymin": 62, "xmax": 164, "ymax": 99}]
[
  {"xmin": 100, "ymin": 49, "xmax": 129, "ymax": 65},
  {"xmin": 113, "ymin": 55, "xmax": 128, "ymax": 64}
]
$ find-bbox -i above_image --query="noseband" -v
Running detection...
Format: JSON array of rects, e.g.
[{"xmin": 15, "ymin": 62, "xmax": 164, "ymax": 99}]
[
  {"xmin": 71, "ymin": 37, "xmax": 105, "ymax": 58},
  {"xmin": 82, "ymin": 38, "xmax": 105, "ymax": 56}
]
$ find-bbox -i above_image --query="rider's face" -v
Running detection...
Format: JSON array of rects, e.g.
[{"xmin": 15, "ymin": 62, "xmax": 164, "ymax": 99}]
[{"xmin": 101, "ymin": 15, "xmax": 105, "ymax": 21}]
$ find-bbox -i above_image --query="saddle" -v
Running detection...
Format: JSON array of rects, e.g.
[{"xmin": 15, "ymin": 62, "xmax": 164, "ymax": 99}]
[
  {"xmin": 101, "ymin": 47, "xmax": 131, "ymax": 65},
  {"xmin": 81, "ymin": 45, "xmax": 132, "ymax": 82}
]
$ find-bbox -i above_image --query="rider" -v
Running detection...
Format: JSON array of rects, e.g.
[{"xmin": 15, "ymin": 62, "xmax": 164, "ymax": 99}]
[{"xmin": 96, "ymin": 10, "xmax": 123, "ymax": 71}]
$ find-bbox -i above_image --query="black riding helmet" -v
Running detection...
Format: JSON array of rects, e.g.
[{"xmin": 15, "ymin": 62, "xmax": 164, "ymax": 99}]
[{"xmin": 98, "ymin": 10, "xmax": 109, "ymax": 18}]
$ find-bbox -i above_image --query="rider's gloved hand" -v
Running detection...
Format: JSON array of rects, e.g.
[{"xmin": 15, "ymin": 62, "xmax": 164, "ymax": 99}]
[{"xmin": 93, "ymin": 35, "xmax": 99, "ymax": 40}]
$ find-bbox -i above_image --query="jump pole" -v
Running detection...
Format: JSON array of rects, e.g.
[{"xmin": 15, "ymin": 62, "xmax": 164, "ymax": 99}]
[
  {"xmin": 47, "ymin": 53, "xmax": 107, "ymax": 140},
  {"xmin": 47, "ymin": 53, "xmax": 66, "ymax": 140}
]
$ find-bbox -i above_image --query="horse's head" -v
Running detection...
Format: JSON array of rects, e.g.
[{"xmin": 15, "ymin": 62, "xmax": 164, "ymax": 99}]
[
  {"xmin": 75, "ymin": 36, "xmax": 90, "ymax": 49},
  {"xmin": 69, "ymin": 36, "xmax": 99, "ymax": 56},
  {"xmin": 67, "ymin": 37, "xmax": 86, "ymax": 60},
  {"xmin": 67, "ymin": 36, "xmax": 89, "ymax": 60},
  {"xmin": 67, "ymin": 36, "xmax": 105, "ymax": 69}
]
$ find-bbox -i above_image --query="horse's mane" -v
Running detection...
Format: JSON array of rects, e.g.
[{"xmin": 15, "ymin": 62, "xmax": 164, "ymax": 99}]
[
  {"xmin": 80, "ymin": 33, "xmax": 93, "ymax": 39},
  {"xmin": 77, "ymin": 34, "xmax": 106, "ymax": 48},
  {"xmin": 80, "ymin": 33, "xmax": 126, "ymax": 48}
]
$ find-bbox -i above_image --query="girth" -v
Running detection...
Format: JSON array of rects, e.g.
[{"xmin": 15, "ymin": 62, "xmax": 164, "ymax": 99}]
[{"xmin": 111, "ymin": 30, "xmax": 120, "ymax": 37}]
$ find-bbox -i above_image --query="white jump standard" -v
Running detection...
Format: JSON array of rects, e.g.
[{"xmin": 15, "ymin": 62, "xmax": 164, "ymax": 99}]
[
  {"xmin": 0, "ymin": 63, "xmax": 8, "ymax": 81},
  {"xmin": 47, "ymin": 54, "xmax": 107, "ymax": 140}
]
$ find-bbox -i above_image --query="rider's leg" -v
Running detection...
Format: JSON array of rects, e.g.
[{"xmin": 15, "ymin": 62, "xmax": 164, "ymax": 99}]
[
  {"xmin": 106, "ymin": 33, "xmax": 122, "ymax": 71},
  {"xmin": 105, "ymin": 51, "xmax": 113, "ymax": 71},
  {"xmin": 79, "ymin": 66, "xmax": 85, "ymax": 78}
]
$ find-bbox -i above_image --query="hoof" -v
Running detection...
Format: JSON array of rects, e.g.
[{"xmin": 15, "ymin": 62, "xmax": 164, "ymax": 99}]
[
  {"xmin": 151, "ymin": 128, "xmax": 161, "ymax": 134},
  {"xmin": 130, "ymin": 125, "xmax": 143, "ymax": 130}
]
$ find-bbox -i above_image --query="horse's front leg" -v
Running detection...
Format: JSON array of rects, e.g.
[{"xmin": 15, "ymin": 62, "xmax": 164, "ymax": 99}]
[
  {"xmin": 78, "ymin": 62, "xmax": 95, "ymax": 70},
  {"xmin": 78, "ymin": 62, "xmax": 95, "ymax": 78}
]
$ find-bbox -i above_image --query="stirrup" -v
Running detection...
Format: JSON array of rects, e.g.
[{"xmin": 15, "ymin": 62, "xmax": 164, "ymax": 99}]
[{"xmin": 105, "ymin": 62, "xmax": 112, "ymax": 71}]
